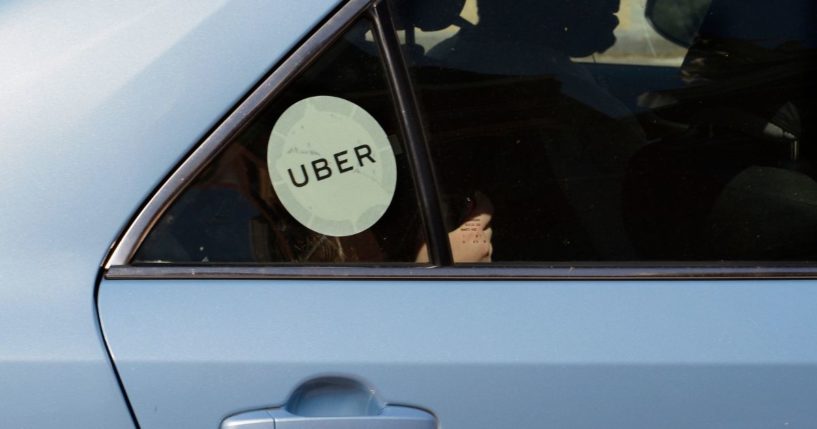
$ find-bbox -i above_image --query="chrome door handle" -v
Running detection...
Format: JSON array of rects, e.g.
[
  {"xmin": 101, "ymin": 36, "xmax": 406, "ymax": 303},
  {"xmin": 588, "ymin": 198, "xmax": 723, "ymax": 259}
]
[{"xmin": 222, "ymin": 405, "xmax": 435, "ymax": 429}]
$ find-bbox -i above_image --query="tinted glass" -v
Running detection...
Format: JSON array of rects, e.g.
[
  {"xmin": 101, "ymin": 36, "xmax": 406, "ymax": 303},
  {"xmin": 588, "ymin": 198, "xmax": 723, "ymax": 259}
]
[
  {"xmin": 135, "ymin": 19, "xmax": 426, "ymax": 264},
  {"xmin": 395, "ymin": 0, "xmax": 817, "ymax": 261}
]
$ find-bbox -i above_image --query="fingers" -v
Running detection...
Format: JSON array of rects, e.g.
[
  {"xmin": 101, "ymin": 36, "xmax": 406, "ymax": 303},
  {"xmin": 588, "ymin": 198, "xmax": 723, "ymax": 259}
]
[
  {"xmin": 460, "ymin": 191, "xmax": 493, "ymax": 232},
  {"xmin": 451, "ymin": 191, "xmax": 494, "ymax": 262},
  {"xmin": 417, "ymin": 191, "xmax": 495, "ymax": 263}
]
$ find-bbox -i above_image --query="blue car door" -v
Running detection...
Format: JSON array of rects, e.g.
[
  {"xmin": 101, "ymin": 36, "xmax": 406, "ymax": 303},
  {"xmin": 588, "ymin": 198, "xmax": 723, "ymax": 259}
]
[{"xmin": 98, "ymin": 0, "xmax": 817, "ymax": 428}]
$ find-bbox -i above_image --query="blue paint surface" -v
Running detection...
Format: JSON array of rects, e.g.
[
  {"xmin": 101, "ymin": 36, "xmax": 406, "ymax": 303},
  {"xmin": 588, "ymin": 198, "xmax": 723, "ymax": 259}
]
[
  {"xmin": 0, "ymin": 0, "xmax": 339, "ymax": 426},
  {"xmin": 99, "ymin": 279, "xmax": 817, "ymax": 428}
]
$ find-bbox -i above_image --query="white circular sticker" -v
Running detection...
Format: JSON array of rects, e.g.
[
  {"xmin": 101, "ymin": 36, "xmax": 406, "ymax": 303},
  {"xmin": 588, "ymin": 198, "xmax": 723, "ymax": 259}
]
[{"xmin": 267, "ymin": 96, "xmax": 397, "ymax": 237}]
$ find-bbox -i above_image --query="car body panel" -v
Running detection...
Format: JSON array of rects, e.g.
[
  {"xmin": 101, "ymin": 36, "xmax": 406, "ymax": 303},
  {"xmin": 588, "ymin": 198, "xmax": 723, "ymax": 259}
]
[
  {"xmin": 0, "ymin": 0, "xmax": 339, "ymax": 426},
  {"xmin": 4, "ymin": 0, "xmax": 816, "ymax": 427},
  {"xmin": 98, "ymin": 278, "xmax": 817, "ymax": 428}
]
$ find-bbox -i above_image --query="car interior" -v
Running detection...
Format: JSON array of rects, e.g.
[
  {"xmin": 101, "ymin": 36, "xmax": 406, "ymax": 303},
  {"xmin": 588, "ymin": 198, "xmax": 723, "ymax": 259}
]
[
  {"xmin": 397, "ymin": 0, "xmax": 817, "ymax": 261},
  {"xmin": 135, "ymin": 0, "xmax": 817, "ymax": 264}
]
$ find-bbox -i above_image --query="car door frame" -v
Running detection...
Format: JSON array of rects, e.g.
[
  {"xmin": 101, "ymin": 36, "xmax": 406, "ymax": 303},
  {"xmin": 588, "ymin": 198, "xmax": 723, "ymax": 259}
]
[
  {"xmin": 103, "ymin": 0, "xmax": 817, "ymax": 281},
  {"xmin": 97, "ymin": 1, "xmax": 817, "ymax": 428}
]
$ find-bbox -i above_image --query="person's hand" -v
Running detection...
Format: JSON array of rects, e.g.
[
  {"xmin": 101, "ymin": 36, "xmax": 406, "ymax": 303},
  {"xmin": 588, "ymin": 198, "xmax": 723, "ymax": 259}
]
[{"xmin": 416, "ymin": 192, "xmax": 494, "ymax": 263}]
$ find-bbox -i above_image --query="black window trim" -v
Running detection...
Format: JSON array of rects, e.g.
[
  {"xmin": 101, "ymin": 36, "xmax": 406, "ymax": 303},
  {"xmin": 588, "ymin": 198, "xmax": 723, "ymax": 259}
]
[
  {"xmin": 104, "ymin": 0, "xmax": 817, "ymax": 280},
  {"xmin": 370, "ymin": 0, "xmax": 454, "ymax": 265},
  {"xmin": 107, "ymin": 263, "xmax": 817, "ymax": 280}
]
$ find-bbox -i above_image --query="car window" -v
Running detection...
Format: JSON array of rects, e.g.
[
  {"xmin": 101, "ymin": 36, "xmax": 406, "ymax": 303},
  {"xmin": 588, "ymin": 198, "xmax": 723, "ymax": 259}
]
[
  {"xmin": 394, "ymin": 0, "xmax": 817, "ymax": 262},
  {"xmin": 134, "ymin": 18, "xmax": 428, "ymax": 264}
]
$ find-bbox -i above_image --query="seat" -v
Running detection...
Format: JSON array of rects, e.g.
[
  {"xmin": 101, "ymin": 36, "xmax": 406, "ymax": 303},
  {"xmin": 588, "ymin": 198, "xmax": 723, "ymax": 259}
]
[{"xmin": 625, "ymin": 0, "xmax": 817, "ymax": 259}]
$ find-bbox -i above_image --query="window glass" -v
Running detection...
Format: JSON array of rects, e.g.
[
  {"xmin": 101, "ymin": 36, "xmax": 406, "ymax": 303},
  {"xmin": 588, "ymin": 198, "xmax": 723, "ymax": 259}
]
[
  {"xmin": 135, "ymin": 19, "xmax": 427, "ymax": 264},
  {"xmin": 395, "ymin": 0, "xmax": 817, "ymax": 261}
]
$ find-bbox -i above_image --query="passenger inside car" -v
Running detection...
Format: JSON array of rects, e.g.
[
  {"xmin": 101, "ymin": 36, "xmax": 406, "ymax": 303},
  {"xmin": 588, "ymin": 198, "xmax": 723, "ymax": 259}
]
[
  {"xmin": 404, "ymin": 0, "xmax": 645, "ymax": 261},
  {"xmin": 134, "ymin": 0, "xmax": 817, "ymax": 266},
  {"xmin": 134, "ymin": 16, "xmax": 499, "ymax": 265}
]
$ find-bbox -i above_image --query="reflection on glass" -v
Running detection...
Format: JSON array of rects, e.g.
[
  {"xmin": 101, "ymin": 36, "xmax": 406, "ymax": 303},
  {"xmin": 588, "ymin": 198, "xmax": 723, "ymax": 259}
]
[{"xmin": 396, "ymin": 0, "xmax": 817, "ymax": 261}]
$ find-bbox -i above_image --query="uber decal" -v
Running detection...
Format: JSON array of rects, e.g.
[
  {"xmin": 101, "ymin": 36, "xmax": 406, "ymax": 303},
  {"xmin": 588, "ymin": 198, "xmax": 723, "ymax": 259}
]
[{"xmin": 267, "ymin": 96, "xmax": 397, "ymax": 237}]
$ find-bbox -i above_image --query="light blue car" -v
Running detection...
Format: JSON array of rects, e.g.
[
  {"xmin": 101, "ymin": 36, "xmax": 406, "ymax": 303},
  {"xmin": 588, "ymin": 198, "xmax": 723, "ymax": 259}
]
[{"xmin": 2, "ymin": 0, "xmax": 816, "ymax": 427}]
